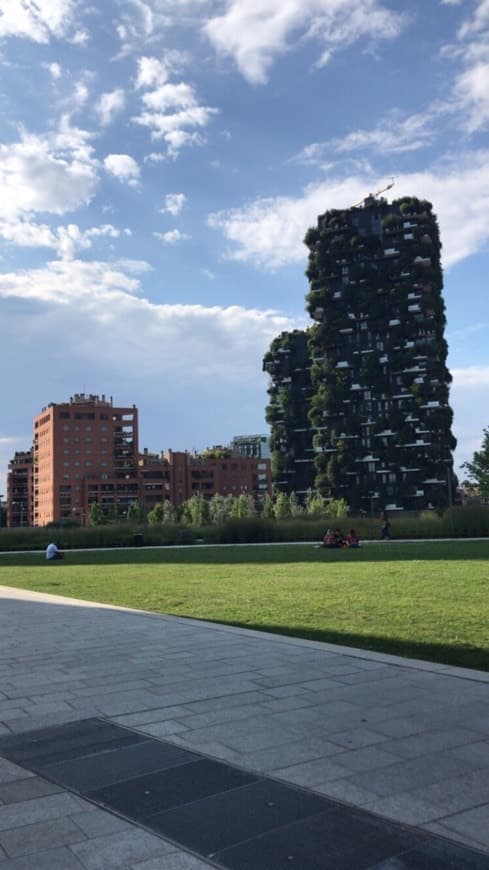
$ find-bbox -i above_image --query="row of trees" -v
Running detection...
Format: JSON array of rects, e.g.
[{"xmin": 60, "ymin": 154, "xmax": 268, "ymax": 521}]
[{"xmin": 85, "ymin": 492, "xmax": 349, "ymax": 527}]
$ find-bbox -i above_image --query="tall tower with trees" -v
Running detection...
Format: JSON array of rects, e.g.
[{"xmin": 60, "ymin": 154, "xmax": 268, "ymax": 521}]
[{"xmin": 264, "ymin": 195, "xmax": 457, "ymax": 512}]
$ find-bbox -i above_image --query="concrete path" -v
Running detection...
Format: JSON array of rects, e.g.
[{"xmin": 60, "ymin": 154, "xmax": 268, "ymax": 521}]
[{"xmin": 0, "ymin": 585, "xmax": 488, "ymax": 867}]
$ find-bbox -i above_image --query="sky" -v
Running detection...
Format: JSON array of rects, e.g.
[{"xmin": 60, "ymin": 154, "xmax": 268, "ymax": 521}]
[{"xmin": 1, "ymin": 0, "xmax": 489, "ymax": 494}]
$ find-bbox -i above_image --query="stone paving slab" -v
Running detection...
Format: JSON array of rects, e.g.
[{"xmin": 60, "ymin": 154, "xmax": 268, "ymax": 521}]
[{"xmin": 1, "ymin": 584, "xmax": 489, "ymax": 864}]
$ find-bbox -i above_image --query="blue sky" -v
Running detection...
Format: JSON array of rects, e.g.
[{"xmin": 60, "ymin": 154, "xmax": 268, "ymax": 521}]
[{"xmin": 1, "ymin": 0, "xmax": 489, "ymax": 493}]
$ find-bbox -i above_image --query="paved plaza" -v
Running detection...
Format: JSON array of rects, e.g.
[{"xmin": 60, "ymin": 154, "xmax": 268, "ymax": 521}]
[{"xmin": 0, "ymin": 584, "xmax": 489, "ymax": 868}]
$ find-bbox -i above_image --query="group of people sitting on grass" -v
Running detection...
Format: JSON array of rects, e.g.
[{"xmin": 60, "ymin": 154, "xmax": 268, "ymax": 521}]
[{"xmin": 322, "ymin": 528, "xmax": 360, "ymax": 548}]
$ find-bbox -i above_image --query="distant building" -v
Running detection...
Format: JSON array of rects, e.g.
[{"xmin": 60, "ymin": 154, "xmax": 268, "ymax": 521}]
[
  {"xmin": 139, "ymin": 448, "xmax": 272, "ymax": 514},
  {"xmin": 6, "ymin": 450, "xmax": 33, "ymax": 527},
  {"xmin": 231, "ymin": 434, "xmax": 271, "ymax": 459},
  {"xmin": 264, "ymin": 195, "xmax": 457, "ymax": 512},
  {"xmin": 33, "ymin": 394, "xmax": 138, "ymax": 525},
  {"xmin": 6, "ymin": 394, "xmax": 272, "ymax": 526}
]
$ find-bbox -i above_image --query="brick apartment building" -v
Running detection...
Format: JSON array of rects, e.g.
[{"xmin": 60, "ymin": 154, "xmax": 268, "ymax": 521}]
[
  {"xmin": 6, "ymin": 395, "xmax": 271, "ymax": 526},
  {"xmin": 6, "ymin": 450, "xmax": 33, "ymax": 528},
  {"xmin": 32, "ymin": 394, "xmax": 139, "ymax": 526},
  {"xmin": 139, "ymin": 448, "xmax": 272, "ymax": 515}
]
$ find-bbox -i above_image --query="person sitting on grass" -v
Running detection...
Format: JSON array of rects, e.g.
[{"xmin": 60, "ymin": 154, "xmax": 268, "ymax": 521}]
[
  {"xmin": 46, "ymin": 542, "xmax": 63, "ymax": 561},
  {"xmin": 334, "ymin": 528, "xmax": 346, "ymax": 548},
  {"xmin": 322, "ymin": 529, "xmax": 337, "ymax": 548},
  {"xmin": 346, "ymin": 529, "xmax": 360, "ymax": 548}
]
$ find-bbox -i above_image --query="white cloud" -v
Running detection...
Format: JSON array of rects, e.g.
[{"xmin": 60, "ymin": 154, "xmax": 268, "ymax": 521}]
[
  {"xmin": 44, "ymin": 62, "xmax": 62, "ymax": 80},
  {"xmin": 208, "ymin": 152, "xmax": 489, "ymax": 270},
  {"xmin": 204, "ymin": 0, "xmax": 406, "ymax": 84},
  {"xmin": 160, "ymin": 192, "xmax": 186, "ymax": 215},
  {"xmin": 144, "ymin": 151, "xmax": 166, "ymax": 163},
  {"xmin": 104, "ymin": 153, "xmax": 140, "ymax": 185},
  {"xmin": 453, "ymin": 61, "xmax": 489, "ymax": 132},
  {"xmin": 133, "ymin": 76, "xmax": 218, "ymax": 156},
  {"xmin": 0, "ymin": 258, "xmax": 147, "ymax": 304},
  {"xmin": 115, "ymin": 2, "xmax": 205, "ymax": 56},
  {"xmin": 0, "ymin": 121, "xmax": 98, "ymax": 221},
  {"xmin": 0, "ymin": 220, "xmax": 122, "ymax": 259},
  {"xmin": 294, "ymin": 110, "xmax": 438, "ymax": 163},
  {"xmin": 452, "ymin": 366, "xmax": 489, "ymax": 388},
  {"xmin": 72, "ymin": 80, "xmax": 90, "ymax": 110},
  {"xmin": 96, "ymin": 89, "xmax": 126, "ymax": 126},
  {"xmin": 0, "ymin": 0, "xmax": 80, "ymax": 43},
  {"xmin": 153, "ymin": 229, "xmax": 190, "ymax": 244},
  {"xmin": 458, "ymin": 0, "xmax": 489, "ymax": 39},
  {"xmin": 135, "ymin": 52, "xmax": 189, "ymax": 89},
  {"xmin": 0, "ymin": 258, "xmax": 297, "ymax": 385}
]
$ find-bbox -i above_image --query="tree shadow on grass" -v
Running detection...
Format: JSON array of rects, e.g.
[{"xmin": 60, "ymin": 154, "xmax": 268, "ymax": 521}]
[{"xmin": 194, "ymin": 618, "xmax": 489, "ymax": 673}]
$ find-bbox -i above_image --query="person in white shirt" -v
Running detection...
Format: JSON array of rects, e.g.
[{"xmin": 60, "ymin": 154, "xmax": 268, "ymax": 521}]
[{"xmin": 46, "ymin": 542, "xmax": 63, "ymax": 560}]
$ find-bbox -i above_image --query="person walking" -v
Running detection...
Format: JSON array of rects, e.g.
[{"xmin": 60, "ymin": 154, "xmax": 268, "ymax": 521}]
[{"xmin": 380, "ymin": 510, "xmax": 391, "ymax": 540}]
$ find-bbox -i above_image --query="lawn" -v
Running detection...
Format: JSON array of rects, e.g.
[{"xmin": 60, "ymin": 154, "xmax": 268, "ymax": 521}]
[{"xmin": 1, "ymin": 541, "xmax": 488, "ymax": 671}]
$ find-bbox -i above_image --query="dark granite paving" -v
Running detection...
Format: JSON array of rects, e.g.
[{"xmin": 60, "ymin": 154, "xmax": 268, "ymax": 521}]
[{"xmin": 1, "ymin": 718, "xmax": 488, "ymax": 870}]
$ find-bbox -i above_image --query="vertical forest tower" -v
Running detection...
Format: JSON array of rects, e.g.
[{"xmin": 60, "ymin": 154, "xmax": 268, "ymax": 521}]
[{"xmin": 263, "ymin": 195, "xmax": 456, "ymax": 512}]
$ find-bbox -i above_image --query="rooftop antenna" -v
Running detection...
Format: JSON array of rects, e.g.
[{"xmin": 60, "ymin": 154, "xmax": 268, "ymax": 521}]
[{"xmin": 351, "ymin": 177, "xmax": 396, "ymax": 209}]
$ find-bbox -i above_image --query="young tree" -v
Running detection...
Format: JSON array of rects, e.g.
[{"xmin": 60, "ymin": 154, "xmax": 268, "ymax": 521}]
[
  {"xmin": 326, "ymin": 497, "xmax": 348, "ymax": 519},
  {"xmin": 462, "ymin": 427, "xmax": 489, "ymax": 499},
  {"xmin": 147, "ymin": 503, "xmax": 164, "ymax": 525},
  {"xmin": 209, "ymin": 493, "xmax": 231, "ymax": 525},
  {"xmin": 87, "ymin": 501, "xmax": 104, "ymax": 526},
  {"xmin": 232, "ymin": 493, "xmax": 256, "ymax": 519},
  {"xmin": 288, "ymin": 492, "xmax": 304, "ymax": 517},
  {"xmin": 273, "ymin": 492, "xmax": 291, "ymax": 520},
  {"xmin": 162, "ymin": 500, "xmax": 176, "ymax": 524},
  {"xmin": 127, "ymin": 501, "xmax": 144, "ymax": 523},
  {"xmin": 185, "ymin": 494, "xmax": 210, "ymax": 526},
  {"xmin": 306, "ymin": 492, "xmax": 326, "ymax": 516},
  {"xmin": 262, "ymin": 493, "xmax": 274, "ymax": 520}
]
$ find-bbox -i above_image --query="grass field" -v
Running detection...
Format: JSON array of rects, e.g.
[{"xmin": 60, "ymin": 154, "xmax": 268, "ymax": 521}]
[{"xmin": 1, "ymin": 541, "xmax": 488, "ymax": 671}]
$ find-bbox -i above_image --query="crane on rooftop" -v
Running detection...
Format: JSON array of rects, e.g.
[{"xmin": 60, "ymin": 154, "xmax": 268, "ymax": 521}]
[{"xmin": 351, "ymin": 178, "xmax": 396, "ymax": 209}]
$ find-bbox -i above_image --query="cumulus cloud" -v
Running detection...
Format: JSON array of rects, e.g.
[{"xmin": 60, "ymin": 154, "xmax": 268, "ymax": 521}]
[
  {"xmin": 0, "ymin": 220, "xmax": 123, "ymax": 259},
  {"xmin": 133, "ymin": 54, "xmax": 217, "ymax": 157},
  {"xmin": 153, "ymin": 228, "xmax": 190, "ymax": 244},
  {"xmin": 0, "ymin": 258, "xmax": 147, "ymax": 304},
  {"xmin": 103, "ymin": 153, "xmax": 140, "ymax": 185},
  {"xmin": 160, "ymin": 192, "xmax": 186, "ymax": 215},
  {"xmin": 0, "ymin": 121, "xmax": 98, "ymax": 221},
  {"xmin": 208, "ymin": 152, "xmax": 489, "ymax": 270},
  {"xmin": 204, "ymin": 0, "xmax": 406, "ymax": 84},
  {"xmin": 133, "ymin": 76, "xmax": 218, "ymax": 157},
  {"xmin": 0, "ymin": 0, "xmax": 81, "ymax": 43},
  {"xmin": 0, "ymin": 257, "xmax": 297, "ymax": 385},
  {"xmin": 135, "ymin": 52, "xmax": 189, "ymax": 89},
  {"xmin": 96, "ymin": 89, "xmax": 126, "ymax": 126}
]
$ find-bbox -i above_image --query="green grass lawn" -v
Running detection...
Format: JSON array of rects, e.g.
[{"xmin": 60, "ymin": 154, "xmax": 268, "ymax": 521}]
[{"xmin": 1, "ymin": 541, "xmax": 488, "ymax": 671}]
